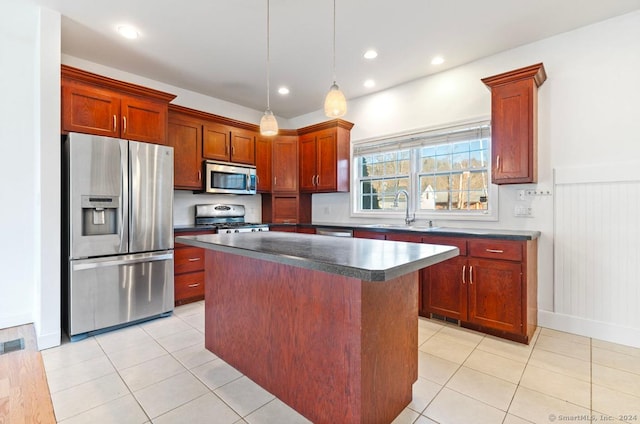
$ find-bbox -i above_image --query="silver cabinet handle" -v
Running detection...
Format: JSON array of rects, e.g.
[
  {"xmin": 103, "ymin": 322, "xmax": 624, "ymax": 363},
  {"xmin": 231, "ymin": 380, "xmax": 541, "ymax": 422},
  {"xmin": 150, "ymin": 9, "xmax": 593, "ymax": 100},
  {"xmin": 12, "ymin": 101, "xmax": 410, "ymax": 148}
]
[
  {"xmin": 187, "ymin": 283, "xmax": 200, "ymax": 288},
  {"xmin": 469, "ymin": 266, "xmax": 474, "ymax": 284},
  {"xmin": 485, "ymin": 249, "xmax": 504, "ymax": 253},
  {"xmin": 187, "ymin": 258, "xmax": 201, "ymax": 262},
  {"xmin": 274, "ymin": 176, "xmax": 277, "ymax": 186},
  {"xmin": 197, "ymin": 170, "xmax": 201, "ymax": 181},
  {"xmin": 123, "ymin": 116, "xmax": 127, "ymax": 134},
  {"xmin": 462, "ymin": 265, "xmax": 466, "ymax": 284},
  {"xmin": 316, "ymin": 175, "xmax": 319, "ymax": 186},
  {"xmin": 113, "ymin": 114, "xmax": 117, "ymax": 132},
  {"xmin": 496, "ymin": 155, "xmax": 500, "ymax": 171}
]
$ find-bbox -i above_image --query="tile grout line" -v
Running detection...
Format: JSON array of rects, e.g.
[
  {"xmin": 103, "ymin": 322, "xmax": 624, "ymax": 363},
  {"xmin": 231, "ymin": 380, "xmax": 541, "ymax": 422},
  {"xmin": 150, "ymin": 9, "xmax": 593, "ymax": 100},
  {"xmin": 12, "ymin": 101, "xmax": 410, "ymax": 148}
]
[{"xmin": 501, "ymin": 328, "xmax": 540, "ymax": 424}]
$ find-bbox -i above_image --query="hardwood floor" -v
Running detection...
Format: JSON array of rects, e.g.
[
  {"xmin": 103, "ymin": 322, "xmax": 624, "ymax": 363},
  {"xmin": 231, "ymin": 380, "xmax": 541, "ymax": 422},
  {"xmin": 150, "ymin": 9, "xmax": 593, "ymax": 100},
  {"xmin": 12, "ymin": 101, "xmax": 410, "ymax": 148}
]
[{"xmin": 0, "ymin": 324, "xmax": 56, "ymax": 424}]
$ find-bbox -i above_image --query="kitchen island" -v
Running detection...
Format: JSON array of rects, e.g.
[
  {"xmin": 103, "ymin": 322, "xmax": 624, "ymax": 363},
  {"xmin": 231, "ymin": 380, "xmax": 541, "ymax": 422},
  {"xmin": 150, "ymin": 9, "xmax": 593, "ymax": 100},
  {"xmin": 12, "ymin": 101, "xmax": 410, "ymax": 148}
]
[{"xmin": 176, "ymin": 232, "xmax": 458, "ymax": 424}]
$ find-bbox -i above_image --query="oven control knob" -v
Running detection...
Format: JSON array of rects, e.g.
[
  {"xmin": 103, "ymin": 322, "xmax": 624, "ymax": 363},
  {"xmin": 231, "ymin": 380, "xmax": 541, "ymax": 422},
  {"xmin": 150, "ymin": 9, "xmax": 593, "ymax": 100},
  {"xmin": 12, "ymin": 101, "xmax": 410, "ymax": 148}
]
[
  {"xmin": 251, "ymin": 228, "xmax": 257, "ymax": 232},
  {"xmin": 234, "ymin": 229, "xmax": 240, "ymax": 233}
]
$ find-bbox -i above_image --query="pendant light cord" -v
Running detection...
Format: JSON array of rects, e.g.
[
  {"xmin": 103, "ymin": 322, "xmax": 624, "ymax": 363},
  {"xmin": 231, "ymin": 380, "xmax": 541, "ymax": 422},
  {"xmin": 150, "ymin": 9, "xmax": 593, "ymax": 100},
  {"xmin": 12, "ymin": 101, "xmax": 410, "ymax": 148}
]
[
  {"xmin": 266, "ymin": 0, "xmax": 271, "ymax": 110},
  {"xmin": 332, "ymin": 0, "xmax": 336, "ymax": 84}
]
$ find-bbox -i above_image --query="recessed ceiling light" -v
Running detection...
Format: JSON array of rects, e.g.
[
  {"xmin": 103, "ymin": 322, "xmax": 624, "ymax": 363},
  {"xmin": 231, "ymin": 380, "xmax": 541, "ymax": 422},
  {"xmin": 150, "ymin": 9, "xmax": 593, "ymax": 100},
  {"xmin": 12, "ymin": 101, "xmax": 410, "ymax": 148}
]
[
  {"xmin": 431, "ymin": 56, "xmax": 445, "ymax": 65},
  {"xmin": 363, "ymin": 79, "xmax": 375, "ymax": 88},
  {"xmin": 117, "ymin": 25, "xmax": 139, "ymax": 40},
  {"xmin": 363, "ymin": 50, "xmax": 378, "ymax": 60},
  {"xmin": 278, "ymin": 87, "xmax": 290, "ymax": 95}
]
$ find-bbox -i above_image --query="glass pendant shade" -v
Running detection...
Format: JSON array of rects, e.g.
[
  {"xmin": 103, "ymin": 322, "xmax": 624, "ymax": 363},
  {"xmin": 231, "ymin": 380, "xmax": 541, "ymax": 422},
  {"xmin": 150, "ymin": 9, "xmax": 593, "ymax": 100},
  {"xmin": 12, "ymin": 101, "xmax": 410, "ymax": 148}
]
[
  {"xmin": 324, "ymin": 83, "xmax": 347, "ymax": 118},
  {"xmin": 260, "ymin": 108, "xmax": 278, "ymax": 136}
]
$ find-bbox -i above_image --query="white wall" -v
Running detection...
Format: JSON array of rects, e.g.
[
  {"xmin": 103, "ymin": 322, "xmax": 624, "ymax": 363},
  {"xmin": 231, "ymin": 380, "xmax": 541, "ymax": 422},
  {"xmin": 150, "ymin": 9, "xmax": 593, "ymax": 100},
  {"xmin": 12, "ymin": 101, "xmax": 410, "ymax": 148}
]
[
  {"xmin": 0, "ymin": 1, "xmax": 40, "ymax": 332},
  {"xmin": 290, "ymin": 10, "xmax": 640, "ymax": 346},
  {"xmin": 0, "ymin": 2, "xmax": 61, "ymax": 348}
]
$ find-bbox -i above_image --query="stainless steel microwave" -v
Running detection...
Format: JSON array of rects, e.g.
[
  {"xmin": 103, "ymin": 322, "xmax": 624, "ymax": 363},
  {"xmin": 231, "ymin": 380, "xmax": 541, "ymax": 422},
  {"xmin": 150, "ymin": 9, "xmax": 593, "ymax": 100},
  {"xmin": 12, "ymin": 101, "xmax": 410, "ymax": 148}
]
[{"xmin": 204, "ymin": 161, "xmax": 257, "ymax": 195}]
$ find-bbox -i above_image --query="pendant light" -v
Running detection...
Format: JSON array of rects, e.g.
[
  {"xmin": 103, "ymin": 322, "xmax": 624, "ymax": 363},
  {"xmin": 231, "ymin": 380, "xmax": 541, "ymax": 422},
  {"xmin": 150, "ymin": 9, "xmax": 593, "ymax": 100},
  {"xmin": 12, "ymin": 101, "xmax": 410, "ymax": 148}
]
[
  {"xmin": 260, "ymin": 0, "xmax": 278, "ymax": 136},
  {"xmin": 324, "ymin": 0, "xmax": 347, "ymax": 118}
]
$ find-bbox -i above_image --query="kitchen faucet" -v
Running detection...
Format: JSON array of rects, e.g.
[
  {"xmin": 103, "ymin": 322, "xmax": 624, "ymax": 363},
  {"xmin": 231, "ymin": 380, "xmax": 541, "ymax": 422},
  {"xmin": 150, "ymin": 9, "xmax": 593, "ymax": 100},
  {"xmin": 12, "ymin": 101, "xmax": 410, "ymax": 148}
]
[{"xmin": 393, "ymin": 189, "xmax": 415, "ymax": 226}]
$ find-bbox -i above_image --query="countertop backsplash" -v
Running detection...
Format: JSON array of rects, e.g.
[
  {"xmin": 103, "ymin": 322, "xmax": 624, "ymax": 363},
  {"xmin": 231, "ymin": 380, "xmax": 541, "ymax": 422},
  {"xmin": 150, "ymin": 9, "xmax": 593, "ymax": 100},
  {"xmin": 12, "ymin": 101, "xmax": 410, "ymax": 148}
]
[{"xmin": 173, "ymin": 190, "xmax": 263, "ymax": 226}]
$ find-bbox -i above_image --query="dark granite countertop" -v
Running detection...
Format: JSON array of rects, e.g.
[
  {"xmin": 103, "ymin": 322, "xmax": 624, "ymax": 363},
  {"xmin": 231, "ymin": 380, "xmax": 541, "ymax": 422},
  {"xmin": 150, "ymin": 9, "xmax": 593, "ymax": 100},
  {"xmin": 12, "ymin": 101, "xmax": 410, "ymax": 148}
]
[
  {"xmin": 176, "ymin": 232, "xmax": 459, "ymax": 282},
  {"xmin": 175, "ymin": 222, "xmax": 540, "ymax": 240},
  {"xmin": 296, "ymin": 223, "xmax": 540, "ymax": 240}
]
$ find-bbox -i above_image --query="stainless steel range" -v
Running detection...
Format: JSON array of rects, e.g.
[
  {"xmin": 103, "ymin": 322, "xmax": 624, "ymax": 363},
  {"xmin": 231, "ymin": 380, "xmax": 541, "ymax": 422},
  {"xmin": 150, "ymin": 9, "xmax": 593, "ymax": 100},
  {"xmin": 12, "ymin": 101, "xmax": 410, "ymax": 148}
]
[{"xmin": 195, "ymin": 204, "xmax": 269, "ymax": 234}]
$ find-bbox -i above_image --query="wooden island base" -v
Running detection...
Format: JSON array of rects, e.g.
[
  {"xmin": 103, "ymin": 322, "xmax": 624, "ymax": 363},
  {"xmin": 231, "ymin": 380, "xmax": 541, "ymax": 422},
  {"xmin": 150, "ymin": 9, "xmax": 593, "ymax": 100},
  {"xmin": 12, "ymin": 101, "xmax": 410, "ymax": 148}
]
[{"xmin": 204, "ymin": 250, "xmax": 418, "ymax": 424}]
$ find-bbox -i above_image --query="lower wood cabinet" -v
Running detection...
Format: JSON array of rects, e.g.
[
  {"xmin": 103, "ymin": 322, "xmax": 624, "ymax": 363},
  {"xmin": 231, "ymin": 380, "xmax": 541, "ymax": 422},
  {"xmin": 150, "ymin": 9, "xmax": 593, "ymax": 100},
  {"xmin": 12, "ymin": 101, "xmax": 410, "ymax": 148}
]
[
  {"xmin": 174, "ymin": 230, "xmax": 214, "ymax": 305},
  {"xmin": 352, "ymin": 229, "xmax": 538, "ymax": 344},
  {"xmin": 422, "ymin": 236, "xmax": 537, "ymax": 344}
]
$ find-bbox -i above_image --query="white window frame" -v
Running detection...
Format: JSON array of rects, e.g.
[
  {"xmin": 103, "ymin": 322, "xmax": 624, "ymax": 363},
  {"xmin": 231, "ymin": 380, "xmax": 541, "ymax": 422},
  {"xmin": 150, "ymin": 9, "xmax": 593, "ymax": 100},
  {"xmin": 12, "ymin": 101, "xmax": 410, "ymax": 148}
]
[{"xmin": 350, "ymin": 118, "xmax": 499, "ymax": 222}]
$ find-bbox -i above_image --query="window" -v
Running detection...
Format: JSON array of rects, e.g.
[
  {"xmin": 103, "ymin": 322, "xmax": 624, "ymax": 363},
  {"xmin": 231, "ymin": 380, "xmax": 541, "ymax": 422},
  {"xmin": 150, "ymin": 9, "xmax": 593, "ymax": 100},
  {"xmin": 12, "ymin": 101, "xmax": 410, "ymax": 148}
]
[{"xmin": 353, "ymin": 121, "xmax": 496, "ymax": 220}]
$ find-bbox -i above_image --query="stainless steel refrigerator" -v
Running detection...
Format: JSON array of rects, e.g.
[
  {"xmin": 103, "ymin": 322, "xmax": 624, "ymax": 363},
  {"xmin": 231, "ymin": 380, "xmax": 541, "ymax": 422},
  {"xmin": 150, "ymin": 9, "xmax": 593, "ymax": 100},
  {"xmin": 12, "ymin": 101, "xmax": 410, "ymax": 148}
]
[{"xmin": 63, "ymin": 132, "xmax": 174, "ymax": 340}]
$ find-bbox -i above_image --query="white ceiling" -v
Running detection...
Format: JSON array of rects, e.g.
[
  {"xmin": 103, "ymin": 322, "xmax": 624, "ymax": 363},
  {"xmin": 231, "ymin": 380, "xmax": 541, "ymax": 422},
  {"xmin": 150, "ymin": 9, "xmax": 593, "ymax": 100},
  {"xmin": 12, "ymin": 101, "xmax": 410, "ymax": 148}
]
[{"xmin": 33, "ymin": 0, "xmax": 640, "ymax": 118}]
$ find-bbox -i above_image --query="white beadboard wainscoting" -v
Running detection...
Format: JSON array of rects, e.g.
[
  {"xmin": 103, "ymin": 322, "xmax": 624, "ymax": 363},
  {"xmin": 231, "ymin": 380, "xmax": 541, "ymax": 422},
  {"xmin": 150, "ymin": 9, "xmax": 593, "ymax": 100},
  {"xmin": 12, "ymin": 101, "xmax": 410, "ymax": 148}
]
[{"xmin": 541, "ymin": 164, "xmax": 640, "ymax": 348}]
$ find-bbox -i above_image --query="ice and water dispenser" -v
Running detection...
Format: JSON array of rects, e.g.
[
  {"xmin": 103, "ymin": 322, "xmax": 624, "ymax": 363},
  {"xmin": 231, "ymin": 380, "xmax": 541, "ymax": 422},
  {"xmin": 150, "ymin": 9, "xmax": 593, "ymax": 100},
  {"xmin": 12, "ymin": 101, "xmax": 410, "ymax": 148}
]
[{"xmin": 80, "ymin": 195, "xmax": 120, "ymax": 236}]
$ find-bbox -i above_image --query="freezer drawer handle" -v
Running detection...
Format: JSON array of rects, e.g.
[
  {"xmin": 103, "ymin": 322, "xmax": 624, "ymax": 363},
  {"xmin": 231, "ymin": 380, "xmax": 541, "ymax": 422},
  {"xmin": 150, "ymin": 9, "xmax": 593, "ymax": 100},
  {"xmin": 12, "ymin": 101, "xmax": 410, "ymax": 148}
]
[
  {"xmin": 485, "ymin": 249, "xmax": 504, "ymax": 253},
  {"xmin": 72, "ymin": 253, "xmax": 173, "ymax": 271}
]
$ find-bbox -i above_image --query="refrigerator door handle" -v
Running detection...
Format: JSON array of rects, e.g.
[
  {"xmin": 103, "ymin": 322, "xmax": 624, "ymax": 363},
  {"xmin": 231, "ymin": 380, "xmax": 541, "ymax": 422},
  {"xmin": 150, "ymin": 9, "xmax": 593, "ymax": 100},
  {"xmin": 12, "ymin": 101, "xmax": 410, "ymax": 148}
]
[{"xmin": 72, "ymin": 253, "xmax": 173, "ymax": 271}]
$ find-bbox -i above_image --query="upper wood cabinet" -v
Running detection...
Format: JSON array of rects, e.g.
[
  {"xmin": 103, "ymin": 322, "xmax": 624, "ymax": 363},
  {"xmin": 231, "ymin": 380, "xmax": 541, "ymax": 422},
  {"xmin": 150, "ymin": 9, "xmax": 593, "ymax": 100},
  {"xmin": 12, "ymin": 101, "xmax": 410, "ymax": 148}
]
[
  {"xmin": 203, "ymin": 122, "xmax": 256, "ymax": 165},
  {"xmin": 255, "ymin": 135, "xmax": 273, "ymax": 193},
  {"xmin": 272, "ymin": 135, "xmax": 298, "ymax": 193},
  {"xmin": 168, "ymin": 111, "xmax": 203, "ymax": 190},
  {"xmin": 482, "ymin": 63, "xmax": 546, "ymax": 184},
  {"xmin": 298, "ymin": 120, "xmax": 353, "ymax": 193},
  {"xmin": 61, "ymin": 65, "xmax": 176, "ymax": 144}
]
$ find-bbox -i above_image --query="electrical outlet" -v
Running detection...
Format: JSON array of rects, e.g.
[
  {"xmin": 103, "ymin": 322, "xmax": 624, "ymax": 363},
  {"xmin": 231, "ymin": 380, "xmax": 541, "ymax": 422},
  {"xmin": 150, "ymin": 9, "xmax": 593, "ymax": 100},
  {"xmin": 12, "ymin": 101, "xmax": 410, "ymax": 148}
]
[
  {"xmin": 323, "ymin": 207, "xmax": 331, "ymax": 215},
  {"xmin": 517, "ymin": 190, "xmax": 526, "ymax": 201},
  {"xmin": 514, "ymin": 205, "xmax": 533, "ymax": 217}
]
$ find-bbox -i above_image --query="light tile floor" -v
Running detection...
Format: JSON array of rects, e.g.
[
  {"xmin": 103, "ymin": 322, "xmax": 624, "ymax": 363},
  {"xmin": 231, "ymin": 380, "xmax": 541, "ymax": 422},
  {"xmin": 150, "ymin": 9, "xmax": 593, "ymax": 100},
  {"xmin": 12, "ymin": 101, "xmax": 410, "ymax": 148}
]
[{"xmin": 42, "ymin": 301, "xmax": 640, "ymax": 424}]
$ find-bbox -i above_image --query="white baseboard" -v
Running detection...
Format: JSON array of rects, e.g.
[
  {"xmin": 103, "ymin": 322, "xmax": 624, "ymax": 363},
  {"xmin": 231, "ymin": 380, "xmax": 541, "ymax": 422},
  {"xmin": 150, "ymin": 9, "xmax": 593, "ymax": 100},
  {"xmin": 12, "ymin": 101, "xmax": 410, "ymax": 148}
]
[
  {"xmin": 37, "ymin": 329, "xmax": 61, "ymax": 350},
  {"xmin": 538, "ymin": 310, "xmax": 640, "ymax": 349},
  {"xmin": 0, "ymin": 313, "xmax": 33, "ymax": 331}
]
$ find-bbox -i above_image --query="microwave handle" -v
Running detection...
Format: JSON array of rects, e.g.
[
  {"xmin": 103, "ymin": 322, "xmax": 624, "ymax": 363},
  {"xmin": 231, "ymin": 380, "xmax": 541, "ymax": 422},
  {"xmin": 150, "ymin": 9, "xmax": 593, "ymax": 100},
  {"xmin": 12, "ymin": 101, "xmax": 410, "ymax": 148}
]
[{"xmin": 246, "ymin": 174, "xmax": 251, "ymax": 192}]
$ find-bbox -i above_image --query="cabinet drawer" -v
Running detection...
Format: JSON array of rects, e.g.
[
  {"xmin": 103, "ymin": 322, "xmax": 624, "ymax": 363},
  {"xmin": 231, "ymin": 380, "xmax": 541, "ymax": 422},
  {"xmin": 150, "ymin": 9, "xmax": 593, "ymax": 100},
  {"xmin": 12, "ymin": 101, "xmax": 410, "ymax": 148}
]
[
  {"xmin": 468, "ymin": 239, "xmax": 522, "ymax": 261},
  {"xmin": 422, "ymin": 236, "xmax": 467, "ymax": 256},
  {"xmin": 175, "ymin": 247, "xmax": 205, "ymax": 274},
  {"xmin": 175, "ymin": 271, "xmax": 205, "ymax": 300}
]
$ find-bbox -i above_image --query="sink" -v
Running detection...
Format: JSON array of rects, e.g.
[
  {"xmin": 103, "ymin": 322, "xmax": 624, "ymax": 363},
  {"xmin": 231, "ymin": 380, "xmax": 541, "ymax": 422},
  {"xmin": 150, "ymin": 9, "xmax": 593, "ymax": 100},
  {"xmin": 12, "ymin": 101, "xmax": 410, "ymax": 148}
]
[{"xmin": 358, "ymin": 223, "xmax": 440, "ymax": 231}]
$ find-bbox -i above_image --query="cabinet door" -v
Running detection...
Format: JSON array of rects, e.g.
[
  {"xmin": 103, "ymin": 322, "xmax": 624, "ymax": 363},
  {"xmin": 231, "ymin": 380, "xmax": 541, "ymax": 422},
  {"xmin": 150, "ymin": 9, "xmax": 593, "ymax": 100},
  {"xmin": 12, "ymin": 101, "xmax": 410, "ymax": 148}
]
[
  {"xmin": 491, "ymin": 79, "xmax": 534, "ymax": 184},
  {"xmin": 421, "ymin": 257, "xmax": 468, "ymax": 321},
  {"xmin": 386, "ymin": 233, "xmax": 422, "ymax": 243},
  {"xmin": 174, "ymin": 246, "xmax": 205, "ymax": 274},
  {"xmin": 168, "ymin": 116, "xmax": 203, "ymax": 189},
  {"xmin": 62, "ymin": 82, "xmax": 120, "ymax": 137},
  {"xmin": 175, "ymin": 271, "xmax": 205, "ymax": 305},
  {"xmin": 230, "ymin": 128, "xmax": 256, "ymax": 165},
  {"xmin": 272, "ymin": 195, "xmax": 299, "ymax": 223},
  {"xmin": 273, "ymin": 136, "xmax": 298, "ymax": 192},
  {"xmin": 299, "ymin": 134, "xmax": 317, "ymax": 192},
  {"xmin": 352, "ymin": 230, "xmax": 386, "ymax": 240},
  {"xmin": 315, "ymin": 129, "xmax": 337, "ymax": 191},
  {"xmin": 468, "ymin": 258, "xmax": 522, "ymax": 333},
  {"xmin": 255, "ymin": 136, "xmax": 272, "ymax": 192},
  {"xmin": 121, "ymin": 96, "xmax": 168, "ymax": 144},
  {"xmin": 203, "ymin": 123, "xmax": 230, "ymax": 161}
]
